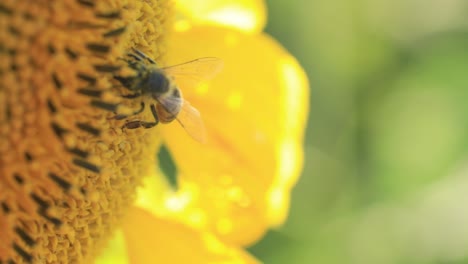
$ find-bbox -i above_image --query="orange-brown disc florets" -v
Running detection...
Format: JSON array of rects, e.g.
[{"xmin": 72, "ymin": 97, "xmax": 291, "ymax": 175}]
[{"xmin": 0, "ymin": 0, "xmax": 170, "ymax": 262}]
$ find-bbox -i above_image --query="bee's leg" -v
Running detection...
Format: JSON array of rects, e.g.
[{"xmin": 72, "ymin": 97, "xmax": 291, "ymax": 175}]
[
  {"xmin": 123, "ymin": 120, "xmax": 158, "ymax": 129},
  {"xmin": 123, "ymin": 119, "xmax": 158, "ymax": 129},
  {"xmin": 122, "ymin": 104, "xmax": 159, "ymax": 129},
  {"xmin": 112, "ymin": 102, "xmax": 145, "ymax": 120},
  {"xmin": 150, "ymin": 104, "xmax": 159, "ymax": 123},
  {"xmin": 121, "ymin": 93, "xmax": 141, "ymax": 99},
  {"xmin": 122, "ymin": 121, "xmax": 141, "ymax": 129}
]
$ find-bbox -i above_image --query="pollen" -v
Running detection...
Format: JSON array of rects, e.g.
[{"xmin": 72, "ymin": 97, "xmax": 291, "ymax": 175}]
[{"xmin": 0, "ymin": 0, "xmax": 171, "ymax": 263}]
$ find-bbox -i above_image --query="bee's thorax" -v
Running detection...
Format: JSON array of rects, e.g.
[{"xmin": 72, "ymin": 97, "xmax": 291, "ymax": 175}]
[{"xmin": 145, "ymin": 69, "xmax": 170, "ymax": 95}]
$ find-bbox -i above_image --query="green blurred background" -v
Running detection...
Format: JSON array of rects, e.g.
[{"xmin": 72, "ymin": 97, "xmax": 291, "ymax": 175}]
[{"xmin": 249, "ymin": 0, "xmax": 468, "ymax": 263}]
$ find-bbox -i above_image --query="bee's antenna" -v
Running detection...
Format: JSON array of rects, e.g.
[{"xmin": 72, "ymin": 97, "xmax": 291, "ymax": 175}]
[{"xmin": 130, "ymin": 48, "xmax": 157, "ymax": 65}]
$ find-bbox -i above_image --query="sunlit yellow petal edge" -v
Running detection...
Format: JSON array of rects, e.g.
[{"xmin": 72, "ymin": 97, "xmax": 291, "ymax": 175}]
[
  {"xmin": 176, "ymin": 0, "xmax": 267, "ymax": 33},
  {"xmin": 269, "ymin": 40, "xmax": 309, "ymax": 227}
]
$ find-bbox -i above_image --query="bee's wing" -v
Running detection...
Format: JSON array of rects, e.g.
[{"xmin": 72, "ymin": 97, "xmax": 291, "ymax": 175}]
[
  {"xmin": 175, "ymin": 100, "xmax": 207, "ymax": 143},
  {"xmin": 162, "ymin": 58, "xmax": 223, "ymax": 89}
]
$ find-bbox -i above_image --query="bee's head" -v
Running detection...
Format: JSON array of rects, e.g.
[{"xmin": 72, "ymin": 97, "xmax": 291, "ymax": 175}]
[{"xmin": 146, "ymin": 69, "xmax": 170, "ymax": 95}]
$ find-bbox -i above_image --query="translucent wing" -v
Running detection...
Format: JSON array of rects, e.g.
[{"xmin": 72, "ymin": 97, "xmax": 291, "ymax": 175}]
[
  {"xmin": 176, "ymin": 100, "xmax": 207, "ymax": 143},
  {"xmin": 162, "ymin": 58, "xmax": 224, "ymax": 90},
  {"xmin": 155, "ymin": 94, "xmax": 206, "ymax": 143}
]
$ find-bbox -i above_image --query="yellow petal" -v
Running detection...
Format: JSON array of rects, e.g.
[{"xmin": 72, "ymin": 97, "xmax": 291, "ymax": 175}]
[
  {"xmin": 175, "ymin": 0, "xmax": 266, "ymax": 33},
  {"xmin": 95, "ymin": 231, "xmax": 128, "ymax": 264},
  {"xmin": 160, "ymin": 26, "xmax": 309, "ymax": 245},
  {"xmin": 121, "ymin": 207, "xmax": 259, "ymax": 264}
]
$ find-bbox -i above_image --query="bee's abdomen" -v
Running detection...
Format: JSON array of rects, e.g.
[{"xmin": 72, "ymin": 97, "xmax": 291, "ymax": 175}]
[{"xmin": 156, "ymin": 103, "xmax": 178, "ymax": 123}]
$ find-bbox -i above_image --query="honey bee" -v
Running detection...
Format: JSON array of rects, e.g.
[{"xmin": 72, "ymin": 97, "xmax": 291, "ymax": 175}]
[{"xmin": 114, "ymin": 48, "xmax": 223, "ymax": 143}]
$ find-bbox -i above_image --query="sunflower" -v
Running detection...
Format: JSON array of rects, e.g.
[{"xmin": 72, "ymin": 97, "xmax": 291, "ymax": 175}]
[{"xmin": 0, "ymin": 0, "xmax": 308, "ymax": 263}]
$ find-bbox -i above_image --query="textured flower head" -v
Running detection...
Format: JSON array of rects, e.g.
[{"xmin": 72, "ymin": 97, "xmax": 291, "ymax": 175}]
[{"xmin": 0, "ymin": 0, "xmax": 308, "ymax": 263}]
